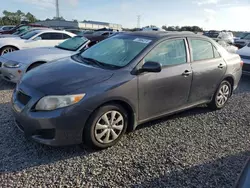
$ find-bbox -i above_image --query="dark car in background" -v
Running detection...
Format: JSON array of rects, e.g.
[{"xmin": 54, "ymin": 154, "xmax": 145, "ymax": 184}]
[
  {"xmin": 234, "ymin": 33, "xmax": 250, "ymax": 49},
  {"xmin": 0, "ymin": 24, "xmax": 45, "ymax": 35},
  {"xmin": 12, "ymin": 31, "xmax": 242, "ymax": 149}
]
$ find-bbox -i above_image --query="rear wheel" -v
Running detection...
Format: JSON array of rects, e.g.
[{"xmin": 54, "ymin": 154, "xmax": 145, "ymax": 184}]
[
  {"xmin": 0, "ymin": 46, "xmax": 17, "ymax": 55},
  {"xmin": 83, "ymin": 104, "xmax": 128, "ymax": 149},
  {"xmin": 208, "ymin": 80, "xmax": 232, "ymax": 110}
]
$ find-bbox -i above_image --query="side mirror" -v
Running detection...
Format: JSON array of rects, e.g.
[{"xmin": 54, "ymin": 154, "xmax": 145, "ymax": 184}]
[
  {"xmin": 140, "ymin": 61, "xmax": 162, "ymax": 73},
  {"xmin": 34, "ymin": 37, "xmax": 42, "ymax": 41}
]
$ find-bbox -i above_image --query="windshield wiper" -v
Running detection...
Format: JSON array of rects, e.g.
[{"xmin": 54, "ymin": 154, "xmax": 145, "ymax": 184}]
[{"xmin": 81, "ymin": 57, "xmax": 106, "ymax": 67}]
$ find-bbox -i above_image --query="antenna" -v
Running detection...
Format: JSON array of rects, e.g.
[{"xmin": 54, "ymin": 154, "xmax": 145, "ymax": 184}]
[
  {"xmin": 56, "ymin": 0, "xmax": 60, "ymax": 18},
  {"xmin": 137, "ymin": 15, "xmax": 141, "ymax": 29}
]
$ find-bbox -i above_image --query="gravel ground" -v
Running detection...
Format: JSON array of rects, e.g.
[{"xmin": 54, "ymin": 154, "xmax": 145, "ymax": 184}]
[{"xmin": 0, "ymin": 76, "xmax": 250, "ymax": 188}]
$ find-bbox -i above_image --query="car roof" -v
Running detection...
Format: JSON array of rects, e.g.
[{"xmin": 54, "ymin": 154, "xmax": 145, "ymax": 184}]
[{"xmin": 121, "ymin": 31, "xmax": 207, "ymax": 40}]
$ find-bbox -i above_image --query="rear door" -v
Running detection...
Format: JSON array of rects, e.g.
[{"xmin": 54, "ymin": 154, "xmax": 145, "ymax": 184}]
[
  {"xmin": 187, "ymin": 38, "xmax": 226, "ymax": 103},
  {"xmin": 138, "ymin": 38, "xmax": 193, "ymax": 121}
]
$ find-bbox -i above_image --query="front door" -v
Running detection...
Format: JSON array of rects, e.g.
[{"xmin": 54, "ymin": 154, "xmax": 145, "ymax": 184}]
[
  {"xmin": 138, "ymin": 38, "xmax": 193, "ymax": 121},
  {"xmin": 187, "ymin": 38, "xmax": 227, "ymax": 103}
]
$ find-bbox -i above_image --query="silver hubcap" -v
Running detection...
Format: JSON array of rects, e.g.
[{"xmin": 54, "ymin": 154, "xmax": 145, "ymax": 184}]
[
  {"xmin": 94, "ymin": 110, "xmax": 124, "ymax": 144},
  {"xmin": 216, "ymin": 84, "xmax": 230, "ymax": 106},
  {"xmin": 1, "ymin": 47, "xmax": 15, "ymax": 55}
]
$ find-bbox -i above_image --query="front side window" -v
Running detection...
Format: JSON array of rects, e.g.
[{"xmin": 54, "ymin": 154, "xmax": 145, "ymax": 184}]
[
  {"xmin": 80, "ymin": 35, "xmax": 152, "ymax": 68},
  {"xmin": 190, "ymin": 39, "xmax": 214, "ymax": 61},
  {"xmin": 20, "ymin": 30, "xmax": 40, "ymax": 40},
  {"xmin": 145, "ymin": 39, "xmax": 187, "ymax": 66},
  {"xmin": 56, "ymin": 36, "xmax": 88, "ymax": 51}
]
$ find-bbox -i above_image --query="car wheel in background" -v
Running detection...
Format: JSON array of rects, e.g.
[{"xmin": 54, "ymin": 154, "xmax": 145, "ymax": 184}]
[
  {"xmin": 0, "ymin": 46, "xmax": 17, "ymax": 55},
  {"xmin": 83, "ymin": 104, "xmax": 128, "ymax": 149},
  {"xmin": 208, "ymin": 80, "xmax": 232, "ymax": 110}
]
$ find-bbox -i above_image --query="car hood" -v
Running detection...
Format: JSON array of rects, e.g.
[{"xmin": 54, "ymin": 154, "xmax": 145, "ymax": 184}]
[
  {"xmin": 20, "ymin": 56, "xmax": 114, "ymax": 95},
  {"xmin": 0, "ymin": 37, "xmax": 24, "ymax": 45},
  {"xmin": 0, "ymin": 34, "xmax": 19, "ymax": 38},
  {"xmin": 2, "ymin": 47, "xmax": 75, "ymax": 64},
  {"xmin": 235, "ymin": 39, "xmax": 250, "ymax": 43},
  {"xmin": 237, "ymin": 46, "xmax": 250, "ymax": 56}
]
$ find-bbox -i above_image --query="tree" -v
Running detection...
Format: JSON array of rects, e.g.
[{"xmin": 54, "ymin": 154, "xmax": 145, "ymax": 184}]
[
  {"xmin": 26, "ymin": 12, "xmax": 37, "ymax": 23},
  {"xmin": 0, "ymin": 10, "xmax": 38, "ymax": 25}
]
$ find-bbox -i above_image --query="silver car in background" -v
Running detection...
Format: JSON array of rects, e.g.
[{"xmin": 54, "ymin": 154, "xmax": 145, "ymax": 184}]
[
  {"xmin": 0, "ymin": 27, "xmax": 51, "ymax": 39},
  {"xmin": 0, "ymin": 36, "xmax": 91, "ymax": 83}
]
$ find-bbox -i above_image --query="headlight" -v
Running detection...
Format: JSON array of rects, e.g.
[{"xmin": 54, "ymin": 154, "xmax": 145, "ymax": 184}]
[
  {"xmin": 4, "ymin": 60, "xmax": 21, "ymax": 68},
  {"xmin": 35, "ymin": 94, "xmax": 85, "ymax": 111}
]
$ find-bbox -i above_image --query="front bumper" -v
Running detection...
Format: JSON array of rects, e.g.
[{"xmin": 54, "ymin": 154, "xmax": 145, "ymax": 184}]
[
  {"xmin": 11, "ymin": 85, "xmax": 92, "ymax": 146},
  {"xmin": 1, "ymin": 66, "xmax": 23, "ymax": 83}
]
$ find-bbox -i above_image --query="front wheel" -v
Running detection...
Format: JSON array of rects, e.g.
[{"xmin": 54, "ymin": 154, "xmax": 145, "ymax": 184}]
[
  {"xmin": 208, "ymin": 80, "xmax": 232, "ymax": 110},
  {"xmin": 0, "ymin": 46, "xmax": 17, "ymax": 55},
  {"xmin": 83, "ymin": 104, "xmax": 128, "ymax": 149}
]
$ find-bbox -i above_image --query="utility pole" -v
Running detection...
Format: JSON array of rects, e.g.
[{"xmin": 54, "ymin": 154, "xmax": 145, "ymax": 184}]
[
  {"xmin": 56, "ymin": 0, "xmax": 60, "ymax": 18},
  {"xmin": 137, "ymin": 15, "xmax": 141, "ymax": 29}
]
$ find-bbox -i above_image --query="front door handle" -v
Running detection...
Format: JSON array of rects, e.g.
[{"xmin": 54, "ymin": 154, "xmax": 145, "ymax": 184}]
[
  {"xmin": 218, "ymin": 64, "xmax": 224, "ymax": 69},
  {"xmin": 182, "ymin": 70, "xmax": 192, "ymax": 76}
]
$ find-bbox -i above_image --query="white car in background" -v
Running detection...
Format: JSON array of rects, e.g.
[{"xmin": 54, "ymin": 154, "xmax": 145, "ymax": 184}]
[
  {"xmin": 0, "ymin": 25, "xmax": 15, "ymax": 31},
  {"xmin": 0, "ymin": 30, "xmax": 75, "ymax": 55},
  {"xmin": 237, "ymin": 43, "xmax": 250, "ymax": 75},
  {"xmin": 0, "ymin": 36, "xmax": 94, "ymax": 83}
]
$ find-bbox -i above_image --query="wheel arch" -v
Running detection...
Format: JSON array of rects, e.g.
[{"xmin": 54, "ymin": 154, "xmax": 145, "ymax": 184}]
[
  {"xmin": 222, "ymin": 75, "xmax": 235, "ymax": 95},
  {"xmin": 0, "ymin": 45, "xmax": 19, "ymax": 52},
  {"xmin": 86, "ymin": 99, "xmax": 137, "ymax": 133},
  {"xmin": 26, "ymin": 61, "xmax": 47, "ymax": 72}
]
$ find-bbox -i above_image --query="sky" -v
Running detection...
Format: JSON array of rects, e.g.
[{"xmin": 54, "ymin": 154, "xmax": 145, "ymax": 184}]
[{"xmin": 1, "ymin": 0, "xmax": 250, "ymax": 31}]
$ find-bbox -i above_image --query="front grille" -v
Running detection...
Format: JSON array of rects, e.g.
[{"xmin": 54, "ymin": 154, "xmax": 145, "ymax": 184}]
[
  {"xmin": 240, "ymin": 55, "xmax": 250, "ymax": 60},
  {"xmin": 16, "ymin": 90, "xmax": 31, "ymax": 106},
  {"xmin": 243, "ymin": 63, "xmax": 250, "ymax": 72}
]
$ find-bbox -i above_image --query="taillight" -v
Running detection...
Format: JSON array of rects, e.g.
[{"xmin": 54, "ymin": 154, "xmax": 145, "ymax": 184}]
[{"xmin": 240, "ymin": 60, "xmax": 244, "ymax": 67}]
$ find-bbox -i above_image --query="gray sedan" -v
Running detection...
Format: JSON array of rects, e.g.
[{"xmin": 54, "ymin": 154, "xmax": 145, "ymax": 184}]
[
  {"xmin": 0, "ymin": 36, "xmax": 91, "ymax": 83},
  {"xmin": 12, "ymin": 31, "xmax": 242, "ymax": 149}
]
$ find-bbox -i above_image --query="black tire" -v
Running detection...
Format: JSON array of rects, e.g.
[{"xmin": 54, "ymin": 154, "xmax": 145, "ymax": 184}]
[
  {"xmin": 83, "ymin": 104, "xmax": 128, "ymax": 149},
  {"xmin": 208, "ymin": 80, "xmax": 232, "ymax": 110},
  {"xmin": 26, "ymin": 63, "xmax": 43, "ymax": 72},
  {"xmin": 0, "ymin": 46, "xmax": 18, "ymax": 55}
]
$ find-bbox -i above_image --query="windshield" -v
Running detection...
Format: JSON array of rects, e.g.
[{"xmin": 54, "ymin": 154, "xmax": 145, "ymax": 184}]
[
  {"xmin": 80, "ymin": 35, "xmax": 152, "ymax": 68},
  {"xmin": 13, "ymin": 28, "xmax": 29, "ymax": 35},
  {"xmin": 20, "ymin": 30, "xmax": 40, "ymax": 40},
  {"xmin": 243, "ymin": 34, "xmax": 250, "ymax": 40},
  {"xmin": 56, "ymin": 36, "xmax": 88, "ymax": 51}
]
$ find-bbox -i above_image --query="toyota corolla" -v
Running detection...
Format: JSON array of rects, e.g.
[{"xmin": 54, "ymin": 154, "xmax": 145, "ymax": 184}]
[{"xmin": 12, "ymin": 31, "xmax": 242, "ymax": 149}]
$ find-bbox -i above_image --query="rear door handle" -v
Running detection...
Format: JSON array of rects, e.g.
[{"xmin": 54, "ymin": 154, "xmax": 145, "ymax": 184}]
[
  {"xmin": 218, "ymin": 64, "xmax": 224, "ymax": 69},
  {"xmin": 182, "ymin": 70, "xmax": 192, "ymax": 76}
]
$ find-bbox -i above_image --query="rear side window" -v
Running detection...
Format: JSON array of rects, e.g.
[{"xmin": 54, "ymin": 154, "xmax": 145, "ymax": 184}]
[
  {"xmin": 145, "ymin": 39, "xmax": 187, "ymax": 66},
  {"xmin": 63, "ymin": 34, "xmax": 71, "ymax": 39},
  {"xmin": 190, "ymin": 39, "xmax": 214, "ymax": 61},
  {"xmin": 39, "ymin": 33, "xmax": 63, "ymax": 40}
]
